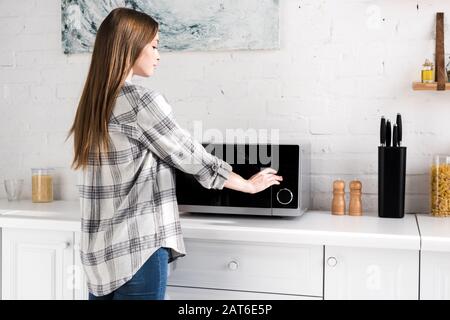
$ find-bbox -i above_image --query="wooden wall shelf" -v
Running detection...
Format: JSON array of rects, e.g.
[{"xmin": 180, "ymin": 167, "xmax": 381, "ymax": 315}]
[
  {"xmin": 413, "ymin": 82, "xmax": 450, "ymax": 91},
  {"xmin": 413, "ymin": 13, "xmax": 447, "ymax": 91}
]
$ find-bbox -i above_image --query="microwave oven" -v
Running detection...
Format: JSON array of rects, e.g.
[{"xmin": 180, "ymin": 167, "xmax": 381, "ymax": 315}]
[{"xmin": 175, "ymin": 143, "xmax": 310, "ymax": 217}]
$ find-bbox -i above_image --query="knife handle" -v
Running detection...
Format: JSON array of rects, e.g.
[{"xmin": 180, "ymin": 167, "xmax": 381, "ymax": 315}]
[
  {"xmin": 393, "ymin": 124, "xmax": 398, "ymax": 147},
  {"xmin": 380, "ymin": 117, "xmax": 386, "ymax": 146},
  {"xmin": 396, "ymin": 113, "xmax": 402, "ymax": 145},
  {"xmin": 386, "ymin": 120, "xmax": 391, "ymax": 147}
]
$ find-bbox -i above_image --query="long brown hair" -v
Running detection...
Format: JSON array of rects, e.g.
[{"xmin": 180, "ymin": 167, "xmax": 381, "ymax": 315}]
[{"xmin": 67, "ymin": 7, "xmax": 158, "ymax": 170}]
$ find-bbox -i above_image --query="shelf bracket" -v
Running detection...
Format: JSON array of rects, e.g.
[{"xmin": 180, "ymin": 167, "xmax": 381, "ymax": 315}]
[{"xmin": 436, "ymin": 12, "xmax": 446, "ymax": 91}]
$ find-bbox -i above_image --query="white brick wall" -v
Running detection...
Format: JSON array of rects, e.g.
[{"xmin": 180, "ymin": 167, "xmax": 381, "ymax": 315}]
[{"xmin": 1, "ymin": 0, "xmax": 450, "ymax": 214}]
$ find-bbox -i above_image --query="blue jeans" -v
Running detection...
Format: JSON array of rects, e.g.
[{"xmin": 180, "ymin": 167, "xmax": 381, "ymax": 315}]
[{"xmin": 89, "ymin": 247, "xmax": 169, "ymax": 300}]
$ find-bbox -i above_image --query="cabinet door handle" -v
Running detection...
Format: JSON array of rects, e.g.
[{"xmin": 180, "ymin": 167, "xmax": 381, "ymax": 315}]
[
  {"xmin": 60, "ymin": 242, "xmax": 71, "ymax": 249},
  {"xmin": 327, "ymin": 257, "xmax": 338, "ymax": 267},
  {"xmin": 228, "ymin": 261, "xmax": 239, "ymax": 270}
]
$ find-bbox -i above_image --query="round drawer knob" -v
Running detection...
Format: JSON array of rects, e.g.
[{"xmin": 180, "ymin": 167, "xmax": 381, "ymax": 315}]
[
  {"xmin": 60, "ymin": 242, "xmax": 71, "ymax": 249},
  {"xmin": 228, "ymin": 261, "xmax": 239, "ymax": 270},
  {"xmin": 276, "ymin": 188, "xmax": 293, "ymax": 205},
  {"xmin": 327, "ymin": 257, "xmax": 338, "ymax": 267}
]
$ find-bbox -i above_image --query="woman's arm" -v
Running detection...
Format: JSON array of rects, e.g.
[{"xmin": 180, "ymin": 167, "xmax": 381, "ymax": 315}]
[
  {"xmin": 135, "ymin": 90, "xmax": 282, "ymax": 194},
  {"xmin": 136, "ymin": 91, "xmax": 232, "ymax": 189},
  {"xmin": 224, "ymin": 168, "xmax": 283, "ymax": 194}
]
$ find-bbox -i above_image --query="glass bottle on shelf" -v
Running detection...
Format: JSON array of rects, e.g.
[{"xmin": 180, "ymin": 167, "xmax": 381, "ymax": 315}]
[{"xmin": 421, "ymin": 59, "xmax": 435, "ymax": 83}]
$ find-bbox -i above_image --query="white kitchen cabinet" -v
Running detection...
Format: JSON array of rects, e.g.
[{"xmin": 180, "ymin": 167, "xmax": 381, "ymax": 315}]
[
  {"xmin": 420, "ymin": 251, "xmax": 450, "ymax": 300},
  {"xmin": 168, "ymin": 239, "xmax": 324, "ymax": 299},
  {"xmin": 0, "ymin": 204, "xmax": 426, "ymax": 300},
  {"xmin": 324, "ymin": 246, "xmax": 419, "ymax": 300},
  {"xmin": 1, "ymin": 228, "xmax": 74, "ymax": 300},
  {"xmin": 416, "ymin": 214, "xmax": 450, "ymax": 300},
  {"xmin": 166, "ymin": 285, "xmax": 322, "ymax": 300}
]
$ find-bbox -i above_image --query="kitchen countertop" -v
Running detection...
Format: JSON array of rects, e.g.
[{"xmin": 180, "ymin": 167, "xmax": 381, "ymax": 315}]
[
  {"xmin": 179, "ymin": 211, "xmax": 420, "ymax": 250},
  {"xmin": 0, "ymin": 199, "xmax": 425, "ymax": 250},
  {"xmin": 416, "ymin": 214, "xmax": 450, "ymax": 252},
  {"xmin": 0, "ymin": 199, "xmax": 81, "ymax": 231}
]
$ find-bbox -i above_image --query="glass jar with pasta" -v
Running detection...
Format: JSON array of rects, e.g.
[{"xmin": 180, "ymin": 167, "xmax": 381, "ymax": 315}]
[
  {"xmin": 31, "ymin": 168, "xmax": 54, "ymax": 203},
  {"xmin": 431, "ymin": 155, "xmax": 450, "ymax": 217}
]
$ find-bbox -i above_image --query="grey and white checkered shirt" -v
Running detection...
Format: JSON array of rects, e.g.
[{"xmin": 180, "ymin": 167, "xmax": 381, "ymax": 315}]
[{"xmin": 77, "ymin": 81, "xmax": 232, "ymax": 296}]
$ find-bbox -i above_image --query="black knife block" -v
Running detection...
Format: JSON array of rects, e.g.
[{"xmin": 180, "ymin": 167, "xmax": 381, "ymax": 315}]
[{"xmin": 378, "ymin": 146, "xmax": 407, "ymax": 218}]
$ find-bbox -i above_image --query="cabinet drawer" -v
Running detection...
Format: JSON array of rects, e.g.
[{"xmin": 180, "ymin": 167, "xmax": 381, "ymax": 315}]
[
  {"xmin": 166, "ymin": 286, "xmax": 322, "ymax": 300},
  {"xmin": 168, "ymin": 239, "xmax": 323, "ymax": 296}
]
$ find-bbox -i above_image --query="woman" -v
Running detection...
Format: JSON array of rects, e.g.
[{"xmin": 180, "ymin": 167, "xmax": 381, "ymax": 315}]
[{"xmin": 68, "ymin": 7, "xmax": 282, "ymax": 300}]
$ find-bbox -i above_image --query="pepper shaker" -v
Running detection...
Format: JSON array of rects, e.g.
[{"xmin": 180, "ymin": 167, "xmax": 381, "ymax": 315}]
[{"xmin": 349, "ymin": 180, "xmax": 363, "ymax": 216}]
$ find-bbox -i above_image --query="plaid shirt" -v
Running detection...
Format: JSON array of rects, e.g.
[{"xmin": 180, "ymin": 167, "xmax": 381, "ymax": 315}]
[{"xmin": 77, "ymin": 81, "xmax": 232, "ymax": 296}]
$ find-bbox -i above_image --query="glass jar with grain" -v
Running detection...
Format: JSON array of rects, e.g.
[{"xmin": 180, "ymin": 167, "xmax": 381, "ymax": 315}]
[
  {"xmin": 431, "ymin": 155, "xmax": 450, "ymax": 217},
  {"xmin": 31, "ymin": 168, "xmax": 54, "ymax": 203}
]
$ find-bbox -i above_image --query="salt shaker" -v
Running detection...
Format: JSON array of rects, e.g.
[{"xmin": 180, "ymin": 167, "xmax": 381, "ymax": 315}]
[{"xmin": 331, "ymin": 180, "xmax": 346, "ymax": 215}]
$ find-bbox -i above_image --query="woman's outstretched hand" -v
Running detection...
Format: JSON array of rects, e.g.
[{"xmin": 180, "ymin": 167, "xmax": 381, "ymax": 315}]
[
  {"xmin": 246, "ymin": 167, "xmax": 283, "ymax": 194},
  {"xmin": 223, "ymin": 168, "xmax": 283, "ymax": 194}
]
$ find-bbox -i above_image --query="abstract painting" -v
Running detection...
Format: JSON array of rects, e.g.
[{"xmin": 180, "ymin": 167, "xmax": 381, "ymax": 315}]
[{"xmin": 61, "ymin": 0, "xmax": 279, "ymax": 54}]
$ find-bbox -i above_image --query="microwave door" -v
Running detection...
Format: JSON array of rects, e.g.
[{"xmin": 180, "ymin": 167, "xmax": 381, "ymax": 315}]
[
  {"xmin": 175, "ymin": 143, "xmax": 274, "ymax": 215},
  {"xmin": 175, "ymin": 163, "xmax": 272, "ymax": 209}
]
